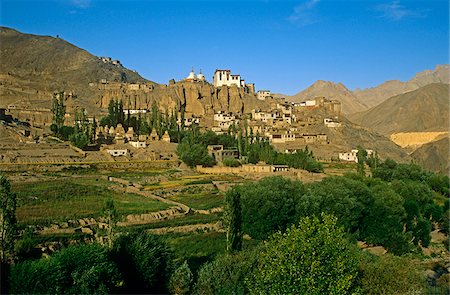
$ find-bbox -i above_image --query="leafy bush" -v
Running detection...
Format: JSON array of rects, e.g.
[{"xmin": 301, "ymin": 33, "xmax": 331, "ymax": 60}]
[
  {"xmin": 194, "ymin": 249, "xmax": 259, "ymax": 295},
  {"xmin": 247, "ymin": 214, "xmax": 360, "ymax": 294},
  {"xmin": 359, "ymin": 252, "xmax": 425, "ymax": 294},
  {"xmin": 176, "ymin": 140, "xmax": 215, "ymax": 168},
  {"xmin": 223, "ymin": 157, "xmax": 241, "ymax": 167},
  {"xmin": 112, "ymin": 232, "xmax": 174, "ymax": 293},
  {"xmin": 10, "ymin": 243, "xmax": 122, "ymax": 294},
  {"xmin": 169, "ymin": 261, "xmax": 193, "ymax": 295},
  {"xmin": 69, "ymin": 132, "xmax": 89, "ymax": 149}
]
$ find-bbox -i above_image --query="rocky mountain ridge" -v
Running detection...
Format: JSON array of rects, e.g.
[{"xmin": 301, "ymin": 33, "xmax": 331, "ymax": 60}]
[
  {"xmin": 281, "ymin": 64, "xmax": 449, "ymax": 114},
  {"xmin": 348, "ymin": 83, "xmax": 449, "ymax": 136}
]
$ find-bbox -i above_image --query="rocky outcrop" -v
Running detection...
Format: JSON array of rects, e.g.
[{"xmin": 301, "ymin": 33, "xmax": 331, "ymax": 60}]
[{"xmin": 98, "ymin": 81, "xmax": 265, "ymax": 116}]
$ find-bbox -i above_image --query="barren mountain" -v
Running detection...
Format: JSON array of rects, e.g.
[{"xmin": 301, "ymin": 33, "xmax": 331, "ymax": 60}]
[
  {"xmin": 286, "ymin": 80, "xmax": 368, "ymax": 114},
  {"xmin": 411, "ymin": 137, "xmax": 449, "ymax": 174},
  {"xmin": 348, "ymin": 83, "xmax": 449, "ymax": 136},
  {"xmin": 0, "ymin": 27, "xmax": 151, "ymax": 109},
  {"xmin": 353, "ymin": 64, "xmax": 449, "ymax": 109}
]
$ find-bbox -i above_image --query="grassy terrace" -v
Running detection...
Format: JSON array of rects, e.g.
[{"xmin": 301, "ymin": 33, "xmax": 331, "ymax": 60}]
[
  {"xmin": 107, "ymin": 169, "xmax": 180, "ymax": 183},
  {"xmin": 166, "ymin": 192, "xmax": 224, "ymax": 210},
  {"xmin": 13, "ymin": 179, "xmax": 171, "ymax": 225}
]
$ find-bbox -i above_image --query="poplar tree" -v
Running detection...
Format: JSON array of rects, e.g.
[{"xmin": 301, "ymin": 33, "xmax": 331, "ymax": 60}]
[
  {"xmin": 223, "ymin": 188, "xmax": 242, "ymax": 253},
  {"xmin": 0, "ymin": 174, "xmax": 17, "ymax": 262},
  {"xmin": 51, "ymin": 91, "xmax": 66, "ymax": 134}
]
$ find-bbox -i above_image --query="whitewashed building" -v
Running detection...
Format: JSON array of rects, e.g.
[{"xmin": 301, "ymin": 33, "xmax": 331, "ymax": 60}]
[
  {"xmin": 257, "ymin": 90, "xmax": 271, "ymax": 100},
  {"xmin": 213, "ymin": 69, "xmax": 245, "ymax": 88},
  {"xmin": 339, "ymin": 149, "xmax": 374, "ymax": 163}
]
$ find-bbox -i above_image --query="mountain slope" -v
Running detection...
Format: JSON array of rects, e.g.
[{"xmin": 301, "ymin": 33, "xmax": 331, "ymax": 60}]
[
  {"xmin": 348, "ymin": 83, "xmax": 449, "ymax": 136},
  {"xmin": 0, "ymin": 26, "xmax": 152, "ymax": 111},
  {"xmin": 353, "ymin": 64, "xmax": 449, "ymax": 109},
  {"xmin": 0, "ymin": 27, "xmax": 149, "ymax": 86},
  {"xmin": 411, "ymin": 137, "xmax": 449, "ymax": 174},
  {"xmin": 286, "ymin": 80, "xmax": 368, "ymax": 114}
]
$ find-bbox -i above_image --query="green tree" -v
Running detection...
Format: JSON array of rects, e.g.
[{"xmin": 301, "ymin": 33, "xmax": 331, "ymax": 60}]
[
  {"xmin": 112, "ymin": 232, "xmax": 173, "ymax": 293},
  {"xmin": 362, "ymin": 184, "xmax": 411, "ymax": 254},
  {"xmin": 248, "ymin": 214, "xmax": 360, "ymax": 294},
  {"xmin": 176, "ymin": 140, "xmax": 215, "ymax": 168},
  {"xmin": 51, "ymin": 91, "xmax": 66, "ymax": 135},
  {"xmin": 193, "ymin": 249, "xmax": 259, "ymax": 295},
  {"xmin": 101, "ymin": 199, "xmax": 117, "ymax": 248},
  {"xmin": 302, "ymin": 176, "xmax": 374, "ymax": 238},
  {"xmin": 69, "ymin": 132, "xmax": 89, "ymax": 149},
  {"xmin": 239, "ymin": 176, "xmax": 306, "ymax": 240},
  {"xmin": 356, "ymin": 147, "xmax": 368, "ymax": 176},
  {"xmin": 169, "ymin": 261, "xmax": 193, "ymax": 295},
  {"xmin": 0, "ymin": 174, "xmax": 17, "ymax": 263},
  {"xmin": 359, "ymin": 252, "xmax": 425, "ymax": 294},
  {"xmin": 223, "ymin": 187, "xmax": 242, "ymax": 253},
  {"xmin": 10, "ymin": 243, "xmax": 122, "ymax": 294}
]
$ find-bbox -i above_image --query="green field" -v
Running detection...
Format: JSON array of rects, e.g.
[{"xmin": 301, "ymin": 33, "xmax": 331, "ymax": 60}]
[
  {"xmin": 167, "ymin": 192, "xmax": 224, "ymax": 210},
  {"xmin": 13, "ymin": 180, "xmax": 171, "ymax": 225}
]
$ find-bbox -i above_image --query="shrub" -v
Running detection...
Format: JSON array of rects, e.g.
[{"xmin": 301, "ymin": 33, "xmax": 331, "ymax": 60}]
[
  {"xmin": 223, "ymin": 157, "xmax": 241, "ymax": 167},
  {"xmin": 112, "ymin": 232, "xmax": 174, "ymax": 293},
  {"xmin": 169, "ymin": 261, "xmax": 193, "ymax": 295},
  {"xmin": 247, "ymin": 214, "xmax": 360, "ymax": 294},
  {"xmin": 194, "ymin": 249, "xmax": 259, "ymax": 295},
  {"xmin": 359, "ymin": 252, "xmax": 425, "ymax": 294},
  {"xmin": 10, "ymin": 243, "xmax": 122, "ymax": 294}
]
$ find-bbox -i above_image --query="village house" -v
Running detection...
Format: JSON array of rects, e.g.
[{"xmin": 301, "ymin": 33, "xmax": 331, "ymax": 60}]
[
  {"xmin": 106, "ymin": 148, "xmax": 128, "ymax": 157},
  {"xmin": 257, "ymin": 90, "xmax": 271, "ymax": 100},
  {"xmin": 339, "ymin": 149, "xmax": 374, "ymax": 163},
  {"xmin": 324, "ymin": 118, "xmax": 342, "ymax": 128},
  {"xmin": 207, "ymin": 145, "xmax": 239, "ymax": 163}
]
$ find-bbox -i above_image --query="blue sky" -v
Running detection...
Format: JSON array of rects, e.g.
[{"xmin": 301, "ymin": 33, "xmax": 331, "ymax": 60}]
[{"xmin": 1, "ymin": 0, "xmax": 448, "ymax": 94}]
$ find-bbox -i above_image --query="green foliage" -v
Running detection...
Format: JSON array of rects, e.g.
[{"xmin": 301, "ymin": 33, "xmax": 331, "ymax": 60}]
[
  {"xmin": 359, "ymin": 252, "xmax": 425, "ymax": 294},
  {"xmin": 303, "ymin": 176, "xmax": 374, "ymax": 237},
  {"xmin": 222, "ymin": 157, "xmax": 241, "ymax": 167},
  {"xmin": 0, "ymin": 174, "xmax": 17, "ymax": 262},
  {"xmin": 246, "ymin": 141, "xmax": 323, "ymax": 172},
  {"xmin": 101, "ymin": 99, "xmax": 125, "ymax": 127},
  {"xmin": 10, "ymin": 243, "xmax": 122, "ymax": 294},
  {"xmin": 176, "ymin": 140, "xmax": 215, "ymax": 168},
  {"xmin": 423, "ymin": 202, "xmax": 443, "ymax": 223},
  {"xmin": 362, "ymin": 183, "xmax": 411, "ymax": 254},
  {"xmin": 356, "ymin": 147, "xmax": 368, "ymax": 175},
  {"xmin": 51, "ymin": 91, "xmax": 66, "ymax": 135},
  {"xmin": 239, "ymin": 176, "xmax": 306, "ymax": 240},
  {"xmin": 101, "ymin": 199, "xmax": 116, "ymax": 248},
  {"xmin": 428, "ymin": 173, "xmax": 450, "ymax": 195},
  {"xmin": 248, "ymin": 214, "xmax": 360, "ymax": 294},
  {"xmin": 223, "ymin": 187, "xmax": 242, "ymax": 253},
  {"xmin": 193, "ymin": 249, "xmax": 259, "ymax": 295},
  {"xmin": 112, "ymin": 232, "xmax": 173, "ymax": 293},
  {"xmin": 69, "ymin": 132, "xmax": 89, "ymax": 149},
  {"xmin": 169, "ymin": 261, "xmax": 193, "ymax": 295}
]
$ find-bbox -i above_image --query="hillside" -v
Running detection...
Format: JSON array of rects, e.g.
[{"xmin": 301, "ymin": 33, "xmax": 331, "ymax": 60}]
[
  {"xmin": 286, "ymin": 80, "xmax": 368, "ymax": 114},
  {"xmin": 353, "ymin": 64, "xmax": 449, "ymax": 109},
  {"xmin": 411, "ymin": 137, "xmax": 449, "ymax": 174},
  {"xmin": 0, "ymin": 27, "xmax": 149, "ymax": 90},
  {"xmin": 0, "ymin": 27, "xmax": 267, "ymax": 124},
  {"xmin": 0, "ymin": 26, "xmax": 152, "ymax": 113},
  {"xmin": 348, "ymin": 83, "xmax": 449, "ymax": 136}
]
